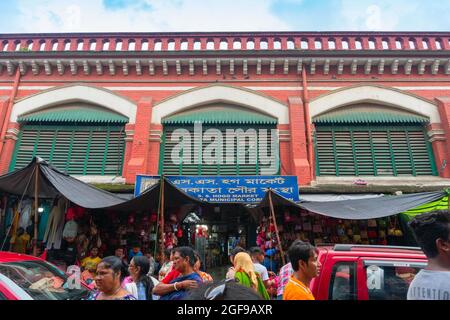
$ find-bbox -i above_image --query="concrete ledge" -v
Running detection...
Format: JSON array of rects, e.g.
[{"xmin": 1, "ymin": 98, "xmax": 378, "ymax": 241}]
[
  {"xmin": 90, "ymin": 183, "xmax": 135, "ymax": 193},
  {"xmin": 303, "ymin": 176, "xmax": 450, "ymax": 194},
  {"xmin": 315, "ymin": 176, "xmax": 450, "ymax": 186},
  {"xmin": 73, "ymin": 175, "xmax": 126, "ymax": 184}
]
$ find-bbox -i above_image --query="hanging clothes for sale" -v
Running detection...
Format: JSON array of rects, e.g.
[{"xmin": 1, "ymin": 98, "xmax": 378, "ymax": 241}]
[
  {"xmin": 1, "ymin": 203, "xmax": 14, "ymax": 237},
  {"xmin": 43, "ymin": 196, "xmax": 68, "ymax": 250},
  {"xmin": 18, "ymin": 198, "xmax": 33, "ymax": 230},
  {"xmin": 62, "ymin": 220, "xmax": 78, "ymax": 239},
  {"xmin": 38, "ymin": 201, "xmax": 51, "ymax": 241},
  {"xmin": 10, "ymin": 205, "xmax": 20, "ymax": 240}
]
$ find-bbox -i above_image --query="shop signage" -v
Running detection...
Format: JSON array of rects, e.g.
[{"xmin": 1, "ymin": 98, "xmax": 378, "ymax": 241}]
[{"xmin": 134, "ymin": 175, "xmax": 299, "ymax": 203}]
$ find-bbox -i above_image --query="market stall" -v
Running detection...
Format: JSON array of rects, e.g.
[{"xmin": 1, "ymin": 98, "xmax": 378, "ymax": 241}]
[
  {"xmin": 251, "ymin": 189, "xmax": 448, "ymax": 259},
  {"xmin": 0, "ymin": 158, "xmax": 211, "ymax": 271}
]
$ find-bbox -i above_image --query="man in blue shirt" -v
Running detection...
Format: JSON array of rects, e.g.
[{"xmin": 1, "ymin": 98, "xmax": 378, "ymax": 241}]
[{"xmin": 128, "ymin": 243, "xmax": 143, "ymax": 262}]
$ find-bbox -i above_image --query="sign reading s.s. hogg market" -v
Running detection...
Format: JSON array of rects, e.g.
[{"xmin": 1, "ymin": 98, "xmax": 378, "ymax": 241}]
[{"xmin": 134, "ymin": 175, "xmax": 299, "ymax": 203}]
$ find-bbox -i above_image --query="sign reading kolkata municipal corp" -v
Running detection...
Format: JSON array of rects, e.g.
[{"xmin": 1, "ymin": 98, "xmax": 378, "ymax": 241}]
[{"xmin": 134, "ymin": 175, "xmax": 299, "ymax": 203}]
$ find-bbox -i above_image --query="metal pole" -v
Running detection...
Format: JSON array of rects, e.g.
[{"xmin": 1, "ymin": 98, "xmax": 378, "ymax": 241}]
[
  {"xmin": 302, "ymin": 66, "xmax": 315, "ymax": 181},
  {"xmin": 268, "ymin": 190, "xmax": 286, "ymax": 266},
  {"xmin": 33, "ymin": 163, "xmax": 39, "ymax": 256}
]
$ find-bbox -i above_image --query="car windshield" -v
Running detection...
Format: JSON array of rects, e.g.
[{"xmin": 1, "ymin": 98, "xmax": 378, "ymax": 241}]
[{"xmin": 0, "ymin": 260, "xmax": 90, "ymax": 300}]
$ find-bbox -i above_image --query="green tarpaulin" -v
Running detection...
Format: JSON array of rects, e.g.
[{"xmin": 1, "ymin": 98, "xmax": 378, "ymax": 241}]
[{"xmin": 401, "ymin": 195, "xmax": 449, "ymax": 220}]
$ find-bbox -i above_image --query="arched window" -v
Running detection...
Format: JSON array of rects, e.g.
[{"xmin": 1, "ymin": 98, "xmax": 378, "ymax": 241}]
[
  {"xmin": 233, "ymin": 39, "xmax": 242, "ymax": 49},
  {"xmin": 301, "ymin": 39, "xmax": 308, "ymax": 49},
  {"xmin": 206, "ymin": 39, "xmax": 214, "ymax": 50},
  {"xmin": 2, "ymin": 41, "xmax": 9, "ymax": 51},
  {"xmin": 52, "ymin": 40, "xmax": 59, "ymax": 51},
  {"xmin": 382, "ymin": 39, "xmax": 389, "ymax": 49},
  {"xmin": 328, "ymin": 39, "xmax": 336, "ymax": 50},
  {"xmin": 193, "ymin": 40, "xmax": 201, "ymax": 50},
  {"xmin": 181, "ymin": 39, "xmax": 189, "ymax": 50},
  {"xmin": 64, "ymin": 40, "xmax": 71, "ymax": 51},
  {"xmin": 355, "ymin": 39, "xmax": 362, "ymax": 49},
  {"xmin": 395, "ymin": 39, "xmax": 402, "ymax": 49},
  {"xmin": 128, "ymin": 40, "xmax": 136, "ymax": 51},
  {"xmin": 102, "ymin": 40, "xmax": 110, "ymax": 50},
  {"xmin": 287, "ymin": 39, "xmax": 295, "ymax": 50},
  {"xmin": 409, "ymin": 39, "xmax": 415, "ymax": 49},
  {"xmin": 154, "ymin": 40, "xmax": 162, "ymax": 51},
  {"xmin": 274, "ymin": 39, "xmax": 281, "ymax": 49},
  {"xmin": 27, "ymin": 40, "xmax": 33, "ymax": 51},
  {"xmin": 435, "ymin": 39, "xmax": 442, "ymax": 50},
  {"xmin": 341, "ymin": 39, "xmax": 349, "ymax": 50},
  {"xmin": 368, "ymin": 39, "xmax": 376, "ymax": 49},
  {"xmin": 260, "ymin": 39, "xmax": 268, "ymax": 50},
  {"xmin": 115, "ymin": 39, "xmax": 123, "ymax": 51},
  {"xmin": 220, "ymin": 39, "xmax": 228, "ymax": 50},
  {"xmin": 167, "ymin": 40, "xmax": 175, "ymax": 51},
  {"xmin": 141, "ymin": 40, "xmax": 149, "ymax": 51},
  {"xmin": 315, "ymin": 39, "xmax": 322, "ymax": 49},
  {"xmin": 247, "ymin": 39, "xmax": 255, "ymax": 50},
  {"xmin": 89, "ymin": 40, "xmax": 96, "ymax": 51},
  {"xmin": 77, "ymin": 40, "xmax": 84, "ymax": 51},
  {"xmin": 422, "ymin": 39, "xmax": 428, "ymax": 50},
  {"xmin": 15, "ymin": 41, "xmax": 22, "ymax": 51}
]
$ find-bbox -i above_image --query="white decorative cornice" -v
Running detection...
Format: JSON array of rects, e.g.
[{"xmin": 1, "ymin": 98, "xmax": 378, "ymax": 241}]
[{"xmin": 2, "ymin": 57, "xmax": 449, "ymax": 77}]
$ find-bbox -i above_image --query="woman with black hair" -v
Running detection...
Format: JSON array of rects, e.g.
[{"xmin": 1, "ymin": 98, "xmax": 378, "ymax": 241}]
[
  {"xmin": 89, "ymin": 256, "xmax": 135, "ymax": 300},
  {"xmin": 194, "ymin": 251, "xmax": 213, "ymax": 282},
  {"xmin": 156, "ymin": 246, "xmax": 202, "ymax": 300},
  {"xmin": 126, "ymin": 256, "xmax": 160, "ymax": 300}
]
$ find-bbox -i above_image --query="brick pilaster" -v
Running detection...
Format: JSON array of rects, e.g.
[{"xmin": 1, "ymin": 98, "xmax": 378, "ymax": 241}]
[
  {"xmin": 288, "ymin": 97, "xmax": 311, "ymax": 185},
  {"xmin": 125, "ymin": 98, "xmax": 153, "ymax": 183},
  {"xmin": 434, "ymin": 97, "xmax": 450, "ymax": 178},
  {"xmin": 0, "ymin": 122, "xmax": 20, "ymax": 174}
]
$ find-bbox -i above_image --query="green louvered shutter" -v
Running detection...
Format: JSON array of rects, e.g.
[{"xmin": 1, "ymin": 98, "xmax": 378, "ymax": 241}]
[
  {"xmin": 315, "ymin": 125, "xmax": 437, "ymax": 177},
  {"xmin": 161, "ymin": 125, "xmax": 279, "ymax": 176},
  {"xmin": 11, "ymin": 125, "xmax": 125, "ymax": 175}
]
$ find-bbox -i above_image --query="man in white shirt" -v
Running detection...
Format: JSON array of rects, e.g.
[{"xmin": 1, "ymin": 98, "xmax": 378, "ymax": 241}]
[
  {"xmin": 249, "ymin": 246, "xmax": 274, "ymax": 289},
  {"xmin": 407, "ymin": 210, "xmax": 450, "ymax": 300}
]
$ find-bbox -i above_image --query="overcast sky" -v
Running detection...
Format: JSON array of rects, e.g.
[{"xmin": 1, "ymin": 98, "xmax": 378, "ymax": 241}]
[{"xmin": 0, "ymin": 0, "xmax": 449, "ymax": 33}]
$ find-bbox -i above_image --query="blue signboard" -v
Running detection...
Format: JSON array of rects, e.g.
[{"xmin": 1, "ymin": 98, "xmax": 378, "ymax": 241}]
[{"xmin": 134, "ymin": 175, "xmax": 299, "ymax": 203}]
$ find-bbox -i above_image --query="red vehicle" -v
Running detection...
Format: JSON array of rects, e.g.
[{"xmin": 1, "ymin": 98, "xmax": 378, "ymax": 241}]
[
  {"xmin": 0, "ymin": 251, "xmax": 92, "ymax": 300},
  {"xmin": 310, "ymin": 245, "xmax": 427, "ymax": 300}
]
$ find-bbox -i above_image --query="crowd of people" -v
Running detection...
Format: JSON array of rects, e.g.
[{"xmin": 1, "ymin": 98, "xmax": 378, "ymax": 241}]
[
  {"xmin": 74, "ymin": 210, "xmax": 449, "ymax": 300},
  {"xmin": 72, "ymin": 235, "xmax": 318, "ymax": 300}
]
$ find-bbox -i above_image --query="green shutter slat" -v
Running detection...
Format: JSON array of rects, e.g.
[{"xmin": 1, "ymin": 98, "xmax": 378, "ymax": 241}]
[
  {"xmin": 161, "ymin": 125, "xmax": 278, "ymax": 176},
  {"xmin": 315, "ymin": 124, "xmax": 436, "ymax": 177},
  {"xmin": 12, "ymin": 125, "xmax": 125, "ymax": 175}
]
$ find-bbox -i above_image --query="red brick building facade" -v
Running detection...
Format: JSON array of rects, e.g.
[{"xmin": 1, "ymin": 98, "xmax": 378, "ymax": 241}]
[{"xmin": 0, "ymin": 32, "xmax": 449, "ymax": 189}]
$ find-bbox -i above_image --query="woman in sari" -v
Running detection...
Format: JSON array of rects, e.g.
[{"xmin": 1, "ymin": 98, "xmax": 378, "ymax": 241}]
[
  {"xmin": 155, "ymin": 246, "xmax": 202, "ymax": 300},
  {"xmin": 194, "ymin": 252, "xmax": 213, "ymax": 283},
  {"xmin": 89, "ymin": 256, "xmax": 135, "ymax": 300},
  {"xmin": 233, "ymin": 252, "xmax": 270, "ymax": 300}
]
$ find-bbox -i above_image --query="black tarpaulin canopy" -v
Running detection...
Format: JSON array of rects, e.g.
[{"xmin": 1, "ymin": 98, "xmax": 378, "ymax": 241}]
[
  {"xmin": 0, "ymin": 157, "xmax": 128, "ymax": 208},
  {"xmin": 102, "ymin": 177, "xmax": 207, "ymax": 215},
  {"xmin": 256, "ymin": 189, "xmax": 447, "ymax": 220}
]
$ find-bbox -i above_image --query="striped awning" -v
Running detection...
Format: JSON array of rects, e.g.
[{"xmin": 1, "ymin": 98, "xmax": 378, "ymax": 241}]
[
  {"xmin": 162, "ymin": 108, "xmax": 277, "ymax": 125},
  {"xmin": 18, "ymin": 107, "xmax": 128, "ymax": 124},
  {"xmin": 313, "ymin": 110, "xmax": 429, "ymax": 124}
]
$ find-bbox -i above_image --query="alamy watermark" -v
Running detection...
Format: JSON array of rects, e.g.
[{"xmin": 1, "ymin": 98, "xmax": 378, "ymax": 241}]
[
  {"xmin": 67, "ymin": 265, "xmax": 81, "ymax": 290},
  {"xmin": 170, "ymin": 122, "xmax": 279, "ymax": 175}
]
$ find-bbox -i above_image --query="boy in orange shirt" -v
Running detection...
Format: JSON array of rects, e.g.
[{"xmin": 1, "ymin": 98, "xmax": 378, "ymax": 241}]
[{"xmin": 283, "ymin": 240, "xmax": 320, "ymax": 300}]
